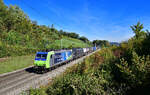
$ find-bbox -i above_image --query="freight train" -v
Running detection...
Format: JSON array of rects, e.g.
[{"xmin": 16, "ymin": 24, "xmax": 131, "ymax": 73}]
[{"xmin": 34, "ymin": 47, "xmax": 97, "ymax": 73}]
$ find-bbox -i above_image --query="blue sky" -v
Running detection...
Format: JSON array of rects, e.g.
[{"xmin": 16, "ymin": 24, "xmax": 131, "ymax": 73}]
[{"xmin": 4, "ymin": 0, "xmax": 150, "ymax": 42}]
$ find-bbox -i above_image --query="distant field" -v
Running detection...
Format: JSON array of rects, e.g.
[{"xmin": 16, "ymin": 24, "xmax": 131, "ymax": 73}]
[
  {"xmin": 0, "ymin": 55, "xmax": 34, "ymax": 74},
  {"xmin": 49, "ymin": 37, "xmax": 91, "ymax": 49}
]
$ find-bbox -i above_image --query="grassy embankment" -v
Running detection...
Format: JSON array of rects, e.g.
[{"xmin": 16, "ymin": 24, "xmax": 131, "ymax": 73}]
[{"xmin": 0, "ymin": 55, "xmax": 34, "ymax": 74}]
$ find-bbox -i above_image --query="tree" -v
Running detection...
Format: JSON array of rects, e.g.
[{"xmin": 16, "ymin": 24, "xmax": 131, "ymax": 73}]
[
  {"xmin": 79, "ymin": 36, "xmax": 89, "ymax": 42},
  {"xmin": 130, "ymin": 22, "xmax": 146, "ymax": 39},
  {"xmin": 93, "ymin": 40, "xmax": 110, "ymax": 47},
  {"xmin": 69, "ymin": 32, "xmax": 79, "ymax": 39},
  {"xmin": 127, "ymin": 22, "xmax": 147, "ymax": 55},
  {"xmin": 0, "ymin": 0, "xmax": 7, "ymax": 17},
  {"xmin": 0, "ymin": 0, "xmax": 7, "ymax": 33}
]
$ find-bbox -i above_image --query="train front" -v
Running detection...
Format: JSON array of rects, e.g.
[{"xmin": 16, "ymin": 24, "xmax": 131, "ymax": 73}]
[{"xmin": 34, "ymin": 52, "xmax": 48, "ymax": 70}]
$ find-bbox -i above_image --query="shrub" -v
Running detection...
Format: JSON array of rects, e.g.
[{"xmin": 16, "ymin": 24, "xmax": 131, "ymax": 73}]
[{"xmin": 116, "ymin": 51, "xmax": 150, "ymax": 87}]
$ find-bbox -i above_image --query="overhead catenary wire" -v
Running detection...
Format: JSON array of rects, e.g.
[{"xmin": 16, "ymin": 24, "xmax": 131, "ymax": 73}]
[
  {"xmin": 43, "ymin": 0, "xmax": 67, "ymax": 30},
  {"xmin": 19, "ymin": 0, "xmax": 66, "ymax": 30}
]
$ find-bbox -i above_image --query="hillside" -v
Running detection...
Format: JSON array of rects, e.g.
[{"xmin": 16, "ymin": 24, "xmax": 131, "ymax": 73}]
[
  {"xmin": 0, "ymin": 0, "xmax": 91, "ymax": 58},
  {"xmin": 50, "ymin": 37, "xmax": 91, "ymax": 49}
]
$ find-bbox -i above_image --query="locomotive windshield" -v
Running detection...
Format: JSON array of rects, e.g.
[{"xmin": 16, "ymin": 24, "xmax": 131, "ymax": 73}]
[{"xmin": 36, "ymin": 54, "xmax": 47, "ymax": 59}]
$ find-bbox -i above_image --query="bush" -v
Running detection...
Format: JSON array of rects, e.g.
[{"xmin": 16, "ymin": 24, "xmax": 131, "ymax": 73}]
[
  {"xmin": 116, "ymin": 51, "xmax": 150, "ymax": 87},
  {"xmin": 46, "ymin": 74, "xmax": 106, "ymax": 95}
]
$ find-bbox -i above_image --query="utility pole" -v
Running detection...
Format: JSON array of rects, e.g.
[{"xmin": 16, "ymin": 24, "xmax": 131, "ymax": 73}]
[{"xmin": 61, "ymin": 39, "xmax": 62, "ymax": 50}]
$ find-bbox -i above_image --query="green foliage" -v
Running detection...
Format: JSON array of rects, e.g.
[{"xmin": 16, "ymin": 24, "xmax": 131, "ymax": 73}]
[
  {"xmin": 141, "ymin": 30, "xmax": 150, "ymax": 55},
  {"xmin": 0, "ymin": 44, "xmax": 38, "ymax": 57},
  {"xmin": 29, "ymin": 88, "xmax": 47, "ymax": 95},
  {"xmin": 0, "ymin": 1, "xmax": 91, "ymax": 58},
  {"xmin": 50, "ymin": 37, "xmax": 91, "ymax": 49},
  {"xmin": 130, "ymin": 22, "xmax": 146, "ymax": 39},
  {"xmin": 127, "ymin": 22, "xmax": 148, "ymax": 56},
  {"xmin": 46, "ymin": 74, "xmax": 105, "ymax": 95},
  {"xmin": 79, "ymin": 36, "xmax": 89, "ymax": 43},
  {"xmin": 59, "ymin": 30, "xmax": 90, "ymax": 43},
  {"xmin": 116, "ymin": 52, "xmax": 150, "ymax": 86},
  {"xmin": 93, "ymin": 40, "xmax": 110, "ymax": 47}
]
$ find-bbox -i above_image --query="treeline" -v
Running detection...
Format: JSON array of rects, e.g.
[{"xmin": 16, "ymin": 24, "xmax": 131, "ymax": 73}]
[
  {"xmin": 0, "ymin": 0, "xmax": 90, "ymax": 57},
  {"xmin": 92, "ymin": 40, "xmax": 110, "ymax": 47},
  {"xmin": 59, "ymin": 29, "xmax": 89, "ymax": 43},
  {"xmin": 92, "ymin": 40, "xmax": 120, "ymax": 47},
  {"xmin": 30, "ymin": 22, "xmax": 150, "ymax": 95}
]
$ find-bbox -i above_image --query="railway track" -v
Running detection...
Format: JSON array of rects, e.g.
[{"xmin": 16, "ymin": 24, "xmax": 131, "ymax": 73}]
[{"xmin": 0, "ymin": 50, "xmax": 98, "ymax": 95}]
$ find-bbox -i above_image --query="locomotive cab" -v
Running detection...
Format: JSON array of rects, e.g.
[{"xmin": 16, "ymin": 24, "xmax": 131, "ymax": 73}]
[
  {"xmin": 34, "ymin": 51, "xmax": 55, "ymax": 69},
  {"xmin": 34, "ymin": 52, "xmax": 48, "ymax": 67}
]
